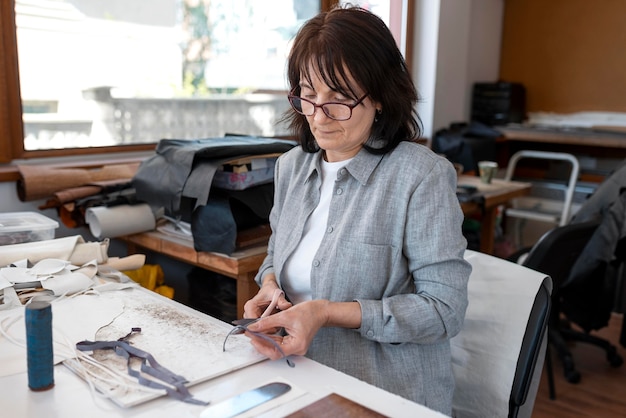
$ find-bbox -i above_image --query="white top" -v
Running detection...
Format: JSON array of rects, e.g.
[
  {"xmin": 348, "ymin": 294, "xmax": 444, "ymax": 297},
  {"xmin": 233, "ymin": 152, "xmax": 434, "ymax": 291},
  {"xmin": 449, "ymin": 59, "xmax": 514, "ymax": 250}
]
[{"xmin": 281, "ymin": 158, "xmax": 351, "ymax": 305}]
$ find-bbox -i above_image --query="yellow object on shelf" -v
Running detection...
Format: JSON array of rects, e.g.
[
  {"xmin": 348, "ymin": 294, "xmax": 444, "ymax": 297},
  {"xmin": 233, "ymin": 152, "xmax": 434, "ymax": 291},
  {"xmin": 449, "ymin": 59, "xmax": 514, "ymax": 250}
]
[{"xmin": 122, "ymin": 264, "xmax": 174, "ymax": 299}]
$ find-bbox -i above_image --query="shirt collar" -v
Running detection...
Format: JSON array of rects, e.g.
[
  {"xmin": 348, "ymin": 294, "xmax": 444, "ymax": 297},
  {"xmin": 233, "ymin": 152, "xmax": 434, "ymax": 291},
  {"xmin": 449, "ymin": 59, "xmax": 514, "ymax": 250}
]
[
  {"xmin": 346, "ymin": 148, "xmax": 385, "ymax": 186},
  {"xmin": 303, "ymin": 147, "xmax": 384, "ymax": 186}
]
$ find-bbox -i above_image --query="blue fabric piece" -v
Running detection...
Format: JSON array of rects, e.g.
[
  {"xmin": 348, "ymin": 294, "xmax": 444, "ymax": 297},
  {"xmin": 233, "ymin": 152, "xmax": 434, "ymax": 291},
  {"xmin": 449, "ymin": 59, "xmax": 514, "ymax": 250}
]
[
  {"xmin": 191, "ymin": 196, "xmax": 237, "ymax": 255},
  {"xmin": 189, "ymin": 183, "xmax": 274, "ymax": 255}
]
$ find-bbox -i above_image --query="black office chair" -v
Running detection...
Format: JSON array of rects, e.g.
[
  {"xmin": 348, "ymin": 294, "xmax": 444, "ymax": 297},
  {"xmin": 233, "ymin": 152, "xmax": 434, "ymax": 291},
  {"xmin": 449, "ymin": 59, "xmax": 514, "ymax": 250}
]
[
  {"xmin": 519, "ymin": 219, "xmax": 623, "ymax": 399},
  {"xmin": 564, "ymin": 164, "xmax": 626, "ymax": 356}
]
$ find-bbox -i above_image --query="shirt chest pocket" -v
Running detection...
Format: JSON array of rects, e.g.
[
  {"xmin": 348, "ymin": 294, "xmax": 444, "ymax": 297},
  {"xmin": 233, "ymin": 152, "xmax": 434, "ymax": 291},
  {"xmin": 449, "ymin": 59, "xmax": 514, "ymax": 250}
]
[{"xmin": 328, "ymin": 241, "xmax": 397, "ymax": 295}]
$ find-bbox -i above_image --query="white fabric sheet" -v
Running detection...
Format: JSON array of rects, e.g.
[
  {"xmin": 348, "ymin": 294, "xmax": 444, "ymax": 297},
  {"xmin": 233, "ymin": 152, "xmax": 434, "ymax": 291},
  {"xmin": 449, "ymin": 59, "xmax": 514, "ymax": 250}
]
[
  {"xmin": 451, "ymin": 250, "xmax": 551, "ymax": 418},
  {"xmin": 0, "ymin": 235, "xmax": 109, "ymax": 267}
]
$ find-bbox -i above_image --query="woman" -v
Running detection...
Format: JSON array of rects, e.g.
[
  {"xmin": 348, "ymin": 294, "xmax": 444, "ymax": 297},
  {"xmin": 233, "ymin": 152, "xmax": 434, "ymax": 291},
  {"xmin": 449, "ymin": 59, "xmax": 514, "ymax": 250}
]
[{"xmin": 242, "ymin": 5, "xmax": 470, "ymax": 415}]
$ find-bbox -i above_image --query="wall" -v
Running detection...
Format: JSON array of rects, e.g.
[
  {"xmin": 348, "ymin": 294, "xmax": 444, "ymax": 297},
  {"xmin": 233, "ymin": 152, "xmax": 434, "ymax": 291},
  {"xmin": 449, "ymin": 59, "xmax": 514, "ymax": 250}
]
[
  {"xmin": 500, "ymin": 0, "xmax": 626, "ymax": 113},
  {"xmin": 415, "ymin": 0, "xmax": 504, "ymax": 138}
]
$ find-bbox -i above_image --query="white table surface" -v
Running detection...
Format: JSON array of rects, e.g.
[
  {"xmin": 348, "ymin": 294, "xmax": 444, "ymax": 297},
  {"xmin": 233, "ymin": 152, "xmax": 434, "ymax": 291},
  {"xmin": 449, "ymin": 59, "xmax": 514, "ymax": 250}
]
[{"xmin": 0, "ymin": 286, "xmax": 445, "ymax": 418}]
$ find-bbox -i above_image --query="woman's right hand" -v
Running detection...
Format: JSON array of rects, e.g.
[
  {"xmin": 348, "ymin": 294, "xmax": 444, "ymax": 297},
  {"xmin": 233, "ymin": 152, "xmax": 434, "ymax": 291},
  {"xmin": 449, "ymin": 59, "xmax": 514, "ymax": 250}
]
[{"xmin": 243, "ymin": 273, "xmax": 292, "ymax": 319}]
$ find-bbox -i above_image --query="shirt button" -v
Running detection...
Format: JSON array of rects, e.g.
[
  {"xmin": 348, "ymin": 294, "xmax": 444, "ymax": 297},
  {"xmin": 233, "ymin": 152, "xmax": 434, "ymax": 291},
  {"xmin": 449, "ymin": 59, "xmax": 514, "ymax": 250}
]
[
  {"xmin": 327, "ymin": 226, "xmax": 333, "ymax": 233},
  {"xmin": 336, "ymin": 188, "xmax": 343, "ymax": 195},
  {"xmin": 366, "ymin": 330, "xmax": 374, "ymax": 338},
  {"xmin": 313, "ymin": 259, "xmax": 320, "ymax": 267}
]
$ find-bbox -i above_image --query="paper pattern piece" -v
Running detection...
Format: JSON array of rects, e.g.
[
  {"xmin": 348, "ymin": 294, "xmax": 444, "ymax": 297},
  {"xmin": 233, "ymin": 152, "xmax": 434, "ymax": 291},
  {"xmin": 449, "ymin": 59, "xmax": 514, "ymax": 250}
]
[{"xmin": 64, "ymin": 287, "xmax": 266, "ymax": 407}]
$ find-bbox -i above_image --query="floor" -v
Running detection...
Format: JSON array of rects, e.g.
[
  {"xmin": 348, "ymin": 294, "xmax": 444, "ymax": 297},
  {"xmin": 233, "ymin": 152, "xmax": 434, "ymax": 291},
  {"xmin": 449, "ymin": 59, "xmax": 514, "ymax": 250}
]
[{"xmin": 532, "ymin": 313, "xmax": 626, "ymax": 418}]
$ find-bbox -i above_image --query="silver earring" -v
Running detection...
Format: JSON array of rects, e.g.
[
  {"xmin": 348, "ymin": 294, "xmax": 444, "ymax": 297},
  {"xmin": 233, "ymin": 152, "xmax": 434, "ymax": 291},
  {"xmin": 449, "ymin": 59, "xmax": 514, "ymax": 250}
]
[{"xmin": 374, "ymin": 109, "xmax": 382, "ymax": 122}]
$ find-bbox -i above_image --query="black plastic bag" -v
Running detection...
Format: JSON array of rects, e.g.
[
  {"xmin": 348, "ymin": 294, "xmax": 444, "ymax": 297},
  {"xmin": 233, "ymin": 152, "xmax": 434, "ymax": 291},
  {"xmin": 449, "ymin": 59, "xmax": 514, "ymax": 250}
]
[{"xmin": 432, "ymin": 122, "xmax": 500, "ymax": 173}]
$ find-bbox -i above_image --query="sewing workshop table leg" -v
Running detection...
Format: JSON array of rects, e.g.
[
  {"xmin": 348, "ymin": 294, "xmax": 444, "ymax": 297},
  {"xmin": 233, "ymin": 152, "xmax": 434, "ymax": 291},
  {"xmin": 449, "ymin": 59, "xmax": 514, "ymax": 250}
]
[
  {"xmin": 479, "ymin": 206, "xmax": 498, "ymax": 255},
  {"xmin": 236, "ymin": 272, "xmax": 260, "ymax": 318}
]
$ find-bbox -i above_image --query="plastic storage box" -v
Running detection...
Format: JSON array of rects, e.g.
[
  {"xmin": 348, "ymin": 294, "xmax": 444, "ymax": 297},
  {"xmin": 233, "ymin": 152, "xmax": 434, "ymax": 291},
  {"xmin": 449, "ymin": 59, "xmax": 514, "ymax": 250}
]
[{"xmin": 0, "ymin": 211, "xmax": 59, "ymax": 246}]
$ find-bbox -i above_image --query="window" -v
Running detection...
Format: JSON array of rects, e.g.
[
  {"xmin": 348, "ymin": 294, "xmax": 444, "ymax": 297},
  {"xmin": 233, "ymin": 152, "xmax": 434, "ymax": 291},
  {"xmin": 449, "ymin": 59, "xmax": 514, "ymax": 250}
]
[
  {"xmin": 0, "ymin": 0, "xmax": 411, "ymax": 163},
  {"xmin": 339, "ymin": 0, "xmax": 411, "ymax": 58}
]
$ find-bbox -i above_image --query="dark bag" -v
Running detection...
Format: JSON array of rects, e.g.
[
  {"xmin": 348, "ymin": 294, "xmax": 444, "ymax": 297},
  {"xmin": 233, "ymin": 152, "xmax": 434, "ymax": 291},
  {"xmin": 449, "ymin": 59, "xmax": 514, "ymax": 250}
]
[
  {"xmin": 432, "ymin": 122, "xmax": 500, "ymax": 173},
  {"xmin": 132, "ymin": 136, "xmax": 296, "ymax": 255},
  {"xmin": 132, "ymin": 135, "xmax": 295, "ymax": 216},
  {"xmin": 188, "ymin": 183, "xmax": 274, "ymax": 255}
]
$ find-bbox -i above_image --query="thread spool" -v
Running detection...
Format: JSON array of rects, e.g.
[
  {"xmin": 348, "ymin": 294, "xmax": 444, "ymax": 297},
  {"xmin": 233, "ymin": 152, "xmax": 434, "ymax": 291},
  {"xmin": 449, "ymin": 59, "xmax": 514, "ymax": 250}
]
[{"xmin": 25, "ymin": 300, "xmax": 55, "ymax": 391}]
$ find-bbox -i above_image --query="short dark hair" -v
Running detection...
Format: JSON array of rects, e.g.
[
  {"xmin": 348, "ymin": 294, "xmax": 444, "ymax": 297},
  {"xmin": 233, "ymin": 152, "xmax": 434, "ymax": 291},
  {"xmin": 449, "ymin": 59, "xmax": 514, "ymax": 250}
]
[{"xmin": 284, "ymin": 5, "xmax": 422, "ymax": 154}]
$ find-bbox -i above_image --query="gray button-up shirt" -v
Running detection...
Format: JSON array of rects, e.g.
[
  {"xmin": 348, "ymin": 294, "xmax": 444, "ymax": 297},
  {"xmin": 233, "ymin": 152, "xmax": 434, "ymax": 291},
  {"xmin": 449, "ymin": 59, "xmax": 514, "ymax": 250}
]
[{"xmin": 255, "ymin": 141, "xmax": 470, "ymax": 415}]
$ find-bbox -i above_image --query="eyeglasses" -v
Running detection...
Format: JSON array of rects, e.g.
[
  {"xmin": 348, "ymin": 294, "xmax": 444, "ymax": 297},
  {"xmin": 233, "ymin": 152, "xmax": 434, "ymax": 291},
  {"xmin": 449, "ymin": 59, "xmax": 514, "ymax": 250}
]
[{"xmin": 287, "ymin": 91, "xmax": 369, "ymax": 121}]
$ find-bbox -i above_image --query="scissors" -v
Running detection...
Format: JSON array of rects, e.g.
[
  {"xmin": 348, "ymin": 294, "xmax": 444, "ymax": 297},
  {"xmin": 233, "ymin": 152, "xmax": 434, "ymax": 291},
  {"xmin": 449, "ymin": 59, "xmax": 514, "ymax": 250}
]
[
  {"xmin": 223, "ymin": 288, "xmax": 294, "ymax": 367},
  {"xmin": 230, "ymin": 288, "xmax": 284, "ymax": 332}
]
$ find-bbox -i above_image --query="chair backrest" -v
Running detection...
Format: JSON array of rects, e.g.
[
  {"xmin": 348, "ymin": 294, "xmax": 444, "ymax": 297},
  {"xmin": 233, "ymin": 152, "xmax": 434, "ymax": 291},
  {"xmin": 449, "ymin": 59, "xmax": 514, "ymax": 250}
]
[
  {"xmin": 509, "ymin": 280, "xmax": 551, "ymax": 418},
  {"xmin": 522, "ymin": 220, "xmax": 601, "ymax": 288},
  {"xmin": 570, "ymin": 160, "xmax": 626, "ymax": 224},
  {"xmin": 559, "ymin": 188, "xmax": 625, "ymax": 332},
  {"xmin": 451, "ymin": 250, "xmax": 552, "ymax": 418}
]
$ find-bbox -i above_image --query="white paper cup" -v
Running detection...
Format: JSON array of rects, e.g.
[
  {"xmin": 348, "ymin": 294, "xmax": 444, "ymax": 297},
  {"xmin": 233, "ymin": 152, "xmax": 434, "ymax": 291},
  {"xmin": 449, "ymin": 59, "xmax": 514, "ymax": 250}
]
[{"xmin": 478, "ymin": 161, "xmax": 498, "ymax": 184}]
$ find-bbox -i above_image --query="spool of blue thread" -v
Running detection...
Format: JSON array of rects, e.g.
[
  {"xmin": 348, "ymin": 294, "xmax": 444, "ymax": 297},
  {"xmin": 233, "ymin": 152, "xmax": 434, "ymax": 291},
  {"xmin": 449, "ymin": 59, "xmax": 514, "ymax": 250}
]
[{"xmin": 25, "ymin": 300, "xmax": 55, "ymax": 391}]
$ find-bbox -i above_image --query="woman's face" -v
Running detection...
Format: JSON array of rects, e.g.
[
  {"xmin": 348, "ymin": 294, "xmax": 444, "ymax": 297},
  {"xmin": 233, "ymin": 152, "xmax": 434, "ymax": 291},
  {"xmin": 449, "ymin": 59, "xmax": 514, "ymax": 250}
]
[{"xmin": 299, "ymin": 69, "xmax": 380, "ymax": 162}]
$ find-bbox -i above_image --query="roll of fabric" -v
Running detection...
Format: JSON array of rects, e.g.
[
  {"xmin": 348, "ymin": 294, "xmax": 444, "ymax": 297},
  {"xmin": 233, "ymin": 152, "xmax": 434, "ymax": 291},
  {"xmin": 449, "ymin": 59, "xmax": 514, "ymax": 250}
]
[
  {"xmin": 17, "ymin": 163, "xmax": 140, "ymax": 201},
  {"xmin": 86, "ymin": 204, "xmax": 155, "ymax": 239}
]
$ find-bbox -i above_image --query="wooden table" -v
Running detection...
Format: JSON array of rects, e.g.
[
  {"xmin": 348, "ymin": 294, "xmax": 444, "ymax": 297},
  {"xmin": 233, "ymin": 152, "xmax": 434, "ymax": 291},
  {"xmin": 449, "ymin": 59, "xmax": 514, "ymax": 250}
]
[
  {"xmin": 457, "ymin": 175, "xmax": 532, "ymax": 255},
  {"xmin": 498, "ymin": 125, "xmax": 626, "ymax": 149},
  {"xmin": 496, "ymin": 126, "xmax": 626, "ymax": 181},
  {"xmin": 120, "ymin": 231, "xmax": 267, "ymax": 318}
]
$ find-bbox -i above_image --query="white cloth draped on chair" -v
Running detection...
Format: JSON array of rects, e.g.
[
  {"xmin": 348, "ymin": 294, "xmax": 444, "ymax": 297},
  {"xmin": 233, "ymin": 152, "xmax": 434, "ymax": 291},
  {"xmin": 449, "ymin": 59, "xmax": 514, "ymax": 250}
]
[{"xmin": 452, "ymin": 250, "xmax": 552, "ymax": 418}]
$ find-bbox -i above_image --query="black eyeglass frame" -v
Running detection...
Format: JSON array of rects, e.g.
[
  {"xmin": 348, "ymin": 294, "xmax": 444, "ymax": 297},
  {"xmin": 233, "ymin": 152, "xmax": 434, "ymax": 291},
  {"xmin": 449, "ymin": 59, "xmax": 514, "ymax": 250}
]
[{"xmin": 287, "ymin": 89, "xmax": 369, "ymax": 121}]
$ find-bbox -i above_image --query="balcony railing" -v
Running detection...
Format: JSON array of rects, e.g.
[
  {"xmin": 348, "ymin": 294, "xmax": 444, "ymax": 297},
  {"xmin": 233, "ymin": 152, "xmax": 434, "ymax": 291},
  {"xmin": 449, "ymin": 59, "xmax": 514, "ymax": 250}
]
[{"xmin": 23, "ymin": 87, "xmax": 291, "ymax": 150}]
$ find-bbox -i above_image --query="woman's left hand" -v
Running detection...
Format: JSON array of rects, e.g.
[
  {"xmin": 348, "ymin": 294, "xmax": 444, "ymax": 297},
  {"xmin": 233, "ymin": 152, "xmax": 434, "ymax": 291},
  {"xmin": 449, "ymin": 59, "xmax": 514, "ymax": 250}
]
[{"xmin": 245, "ymin": 299, "xmax": 329, "ymax": 359}]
